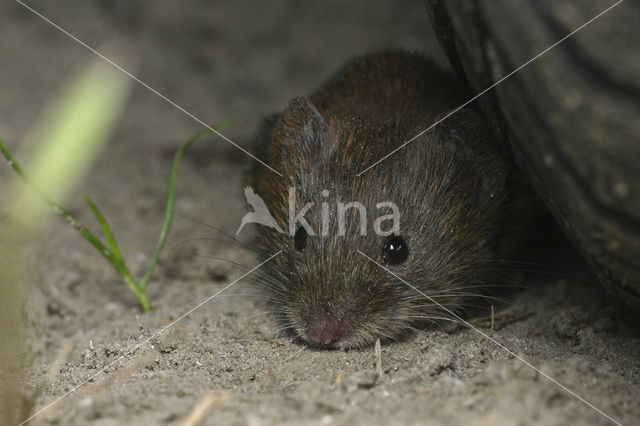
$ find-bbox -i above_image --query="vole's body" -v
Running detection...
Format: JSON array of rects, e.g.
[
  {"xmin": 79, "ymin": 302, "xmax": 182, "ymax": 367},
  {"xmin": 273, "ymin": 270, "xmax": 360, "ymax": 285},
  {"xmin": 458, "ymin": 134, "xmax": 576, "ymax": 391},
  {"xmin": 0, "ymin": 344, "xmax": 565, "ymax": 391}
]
[{"xmin": 251, "ymin": 51, "xmax": 530, "ymax": 349}]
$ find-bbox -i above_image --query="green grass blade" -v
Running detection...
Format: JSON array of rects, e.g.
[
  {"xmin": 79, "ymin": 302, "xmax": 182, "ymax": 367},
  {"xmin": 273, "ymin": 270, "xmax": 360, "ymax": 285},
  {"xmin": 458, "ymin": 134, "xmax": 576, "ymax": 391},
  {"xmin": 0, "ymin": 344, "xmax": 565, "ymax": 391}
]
[
  {"xmin": 1, "ymin": 137, "xmax": 150, "ymax": 312},
  {"xmin": 84, "ymin": 195, "xmax": 124, "ymax": 262},
  {"xmin": 1, "ymin": 136, "xmax": 113, "ymax": 269},
  {"xmin": 139, "ymin": 124, "xmax": 229, "ymax": 289},
  {"xmin": 1, "ymin": 137, "xmax": 104, "ymax": 251}
]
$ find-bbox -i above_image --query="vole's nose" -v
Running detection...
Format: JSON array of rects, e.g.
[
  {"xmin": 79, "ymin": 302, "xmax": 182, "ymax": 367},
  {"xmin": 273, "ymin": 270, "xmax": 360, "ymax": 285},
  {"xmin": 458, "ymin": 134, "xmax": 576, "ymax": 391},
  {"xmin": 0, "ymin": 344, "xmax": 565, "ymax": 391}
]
[{"xmin": 306, "ymin": 315, "xmax": 349, "ymax": 346}]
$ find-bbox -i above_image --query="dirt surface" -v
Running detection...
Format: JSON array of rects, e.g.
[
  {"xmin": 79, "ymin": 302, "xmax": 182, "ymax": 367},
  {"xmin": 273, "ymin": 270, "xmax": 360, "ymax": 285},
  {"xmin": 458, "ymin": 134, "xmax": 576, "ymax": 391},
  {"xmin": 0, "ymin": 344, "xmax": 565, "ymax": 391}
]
[{"xmin": 1, "ymin": 1, "xmax": 639, "ymax": 425}]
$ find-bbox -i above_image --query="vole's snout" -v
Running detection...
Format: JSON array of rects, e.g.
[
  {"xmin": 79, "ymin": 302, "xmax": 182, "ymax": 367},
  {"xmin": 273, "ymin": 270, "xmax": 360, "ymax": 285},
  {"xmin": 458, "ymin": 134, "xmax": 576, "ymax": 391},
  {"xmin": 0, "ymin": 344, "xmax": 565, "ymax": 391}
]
[
  {"xmin": 306, "ymin": 315, "xmax": 349, "ymax": 346},
  {"xmin": 302, "ymin": 306, "xmax": 358, "ymax": 347}
]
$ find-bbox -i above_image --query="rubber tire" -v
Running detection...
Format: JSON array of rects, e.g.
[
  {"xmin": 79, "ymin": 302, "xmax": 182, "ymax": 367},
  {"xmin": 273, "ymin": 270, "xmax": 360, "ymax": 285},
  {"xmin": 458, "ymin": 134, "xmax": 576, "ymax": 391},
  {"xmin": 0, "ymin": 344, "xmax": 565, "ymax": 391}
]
[{"xmin": 426, "ymin": 0, "xmax": 640, "ymax": 311}]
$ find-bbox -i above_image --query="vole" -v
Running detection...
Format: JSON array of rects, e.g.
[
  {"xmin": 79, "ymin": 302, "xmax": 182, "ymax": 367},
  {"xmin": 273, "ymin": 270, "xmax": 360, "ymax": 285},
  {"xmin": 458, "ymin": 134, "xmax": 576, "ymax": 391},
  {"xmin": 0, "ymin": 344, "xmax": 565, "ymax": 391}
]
[{"xmin": 249, "ymin": 51, "xmax": 532, "ymax": 349}]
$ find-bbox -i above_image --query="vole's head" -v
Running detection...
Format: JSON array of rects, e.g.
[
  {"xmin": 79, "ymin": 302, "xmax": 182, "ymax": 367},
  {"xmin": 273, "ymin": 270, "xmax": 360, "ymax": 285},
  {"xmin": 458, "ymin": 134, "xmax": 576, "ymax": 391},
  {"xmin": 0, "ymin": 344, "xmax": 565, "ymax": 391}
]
[{"xmin": 251, "ymin": 96, "xmax": 519, "ymax": 349}]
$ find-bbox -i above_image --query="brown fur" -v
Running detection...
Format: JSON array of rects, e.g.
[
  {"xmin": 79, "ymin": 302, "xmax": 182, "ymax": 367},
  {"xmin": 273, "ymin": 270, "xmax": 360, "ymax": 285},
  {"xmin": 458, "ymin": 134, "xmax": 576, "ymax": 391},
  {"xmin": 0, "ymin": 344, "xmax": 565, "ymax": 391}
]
[{"xmin": 249, "ymin": 51, "xmax": 532, "ymax": 349}]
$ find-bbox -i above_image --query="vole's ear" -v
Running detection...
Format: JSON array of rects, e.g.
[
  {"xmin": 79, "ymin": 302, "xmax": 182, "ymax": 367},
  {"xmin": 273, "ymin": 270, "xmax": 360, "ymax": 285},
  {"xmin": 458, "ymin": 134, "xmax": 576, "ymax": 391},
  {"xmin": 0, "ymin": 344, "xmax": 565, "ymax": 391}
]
[
  {"xmin": 272, "ymin": 97, "xmax": 328, "ymax": 156},
  {"xmin": 434, "ymin": 108, "xmax": 510, "ymax": 205}
]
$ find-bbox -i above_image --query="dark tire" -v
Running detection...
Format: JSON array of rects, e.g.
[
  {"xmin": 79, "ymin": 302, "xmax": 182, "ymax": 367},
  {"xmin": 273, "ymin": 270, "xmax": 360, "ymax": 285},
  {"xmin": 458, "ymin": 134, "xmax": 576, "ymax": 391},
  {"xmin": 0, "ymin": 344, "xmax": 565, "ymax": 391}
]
[{"xmin": 427, "ymin": 0, "xmax": 640, "ymax": 311}]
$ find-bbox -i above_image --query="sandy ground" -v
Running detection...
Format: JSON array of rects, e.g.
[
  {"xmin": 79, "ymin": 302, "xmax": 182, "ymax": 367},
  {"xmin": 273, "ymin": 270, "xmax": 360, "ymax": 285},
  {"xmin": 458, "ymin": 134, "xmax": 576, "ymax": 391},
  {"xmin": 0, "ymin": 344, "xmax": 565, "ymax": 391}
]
[{"xmin": 1, "ymin": 1, "xmax": 639, "ymax": 425}]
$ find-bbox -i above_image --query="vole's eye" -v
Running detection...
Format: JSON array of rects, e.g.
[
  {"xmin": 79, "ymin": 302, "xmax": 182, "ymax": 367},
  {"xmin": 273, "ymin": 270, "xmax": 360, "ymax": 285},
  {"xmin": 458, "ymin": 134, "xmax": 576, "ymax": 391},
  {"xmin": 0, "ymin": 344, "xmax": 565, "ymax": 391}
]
[
  {"xmin": 294, "ymin": 226, "xmax": 307, "ymax": 252},
  {"xmin": 381, "ymin": 235, "xmax": 408, "ymax": 266}
]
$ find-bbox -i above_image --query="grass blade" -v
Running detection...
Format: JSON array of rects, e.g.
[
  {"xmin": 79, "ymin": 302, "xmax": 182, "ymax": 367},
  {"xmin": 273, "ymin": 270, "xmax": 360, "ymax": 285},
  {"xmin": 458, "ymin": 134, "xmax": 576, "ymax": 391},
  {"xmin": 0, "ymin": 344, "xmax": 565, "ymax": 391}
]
[
  {"xmin": 84, "ymin": 195, "xmax": 124, "ymax": 262},
  {"xmin": 1, "ymin": 137, "xmax": 150, "ymax": 312},
  {"xmin": 139, "ymin": 124, "xmax": 229, "ymax": 289}
]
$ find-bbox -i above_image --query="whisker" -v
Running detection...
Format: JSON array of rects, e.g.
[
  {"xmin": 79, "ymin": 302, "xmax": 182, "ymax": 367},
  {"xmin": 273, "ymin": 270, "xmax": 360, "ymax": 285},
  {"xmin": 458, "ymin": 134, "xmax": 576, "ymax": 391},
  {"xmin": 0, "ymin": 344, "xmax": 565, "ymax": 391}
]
[
  {"xmin": 195, "ymin": 254, "xmax": 287, "ymax": 291},
  {"xmin": 247, "ymin": 310, "xmax": 283, "ymax": 321},
  {"xmin": 168, "ymin": 237, "xmax": 252, "ymax": 261},
  {"xmin": 175, "ymin": 212, "xmax": 260, "ymax": 255},
  {"xmin": 404, "ymin": 313, "xmax": 461, "ymax": 321}
]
